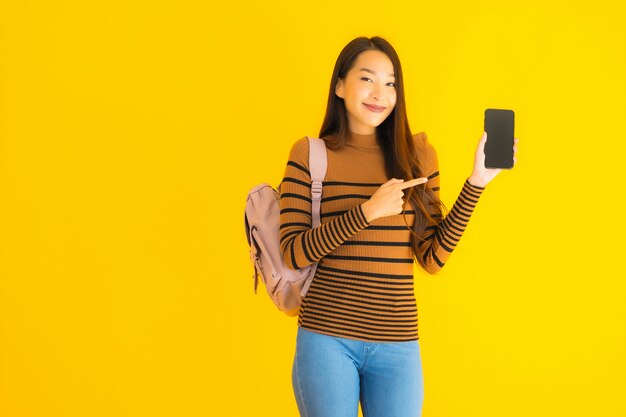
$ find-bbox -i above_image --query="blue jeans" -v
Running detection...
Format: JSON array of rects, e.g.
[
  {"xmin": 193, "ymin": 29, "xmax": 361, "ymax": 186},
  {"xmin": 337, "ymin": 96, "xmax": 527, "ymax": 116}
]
[{"xmin": 292, "ymin": 326, "xmax": 424, "ymax": 417}]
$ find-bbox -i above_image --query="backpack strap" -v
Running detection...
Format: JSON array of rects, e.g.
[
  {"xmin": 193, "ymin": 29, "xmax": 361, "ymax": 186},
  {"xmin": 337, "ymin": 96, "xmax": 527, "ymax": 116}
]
[
  {"xmin": 299, "ymin": 136, "xmax": 327, "ymax": 297},
  {"xmin": 307, "ymin": 137, "xmax": 327, "ymax": 229}
]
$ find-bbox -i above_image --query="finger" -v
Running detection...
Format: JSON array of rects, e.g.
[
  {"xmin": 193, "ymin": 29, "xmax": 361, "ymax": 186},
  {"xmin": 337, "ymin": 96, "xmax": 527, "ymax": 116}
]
[
  {"xmin": 383, "ymin": 177, "xmax": 405, "ymax": 187},
  {"xmin": 478, "ymin": 132, "xmax": 487, "ymax": 149},
  {"xmin": 398, "ymin": 177, "xmax": 428, "ymax": 190}
]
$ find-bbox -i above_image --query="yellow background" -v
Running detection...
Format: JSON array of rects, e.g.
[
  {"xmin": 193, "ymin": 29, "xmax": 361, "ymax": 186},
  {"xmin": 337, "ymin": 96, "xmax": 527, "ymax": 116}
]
[{"xmin": 1, "ymin": 1, "xmax": 625, "ymax": 416}]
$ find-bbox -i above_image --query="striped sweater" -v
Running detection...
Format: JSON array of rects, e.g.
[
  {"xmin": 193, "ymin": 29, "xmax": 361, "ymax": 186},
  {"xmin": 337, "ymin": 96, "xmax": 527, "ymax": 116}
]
[{"xmin": 279, "ymin": 130, "xmax": 486, "ymax": 342}]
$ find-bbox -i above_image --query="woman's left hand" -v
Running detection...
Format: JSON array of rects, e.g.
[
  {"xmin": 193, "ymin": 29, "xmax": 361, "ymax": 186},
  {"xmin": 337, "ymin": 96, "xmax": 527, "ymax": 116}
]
[{"xmin": 467, "ymin": 131, "xmax": 519, "ymax": 188}]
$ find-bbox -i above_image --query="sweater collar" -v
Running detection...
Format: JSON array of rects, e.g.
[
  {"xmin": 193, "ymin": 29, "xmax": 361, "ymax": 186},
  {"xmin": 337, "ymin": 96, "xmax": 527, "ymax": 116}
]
[{"xmin": 346, "ymin": 130, "xmax": 379, "ymax": 149}]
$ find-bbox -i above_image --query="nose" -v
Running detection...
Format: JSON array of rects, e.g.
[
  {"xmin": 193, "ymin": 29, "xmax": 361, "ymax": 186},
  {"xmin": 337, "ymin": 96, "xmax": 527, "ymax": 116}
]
[{"xmin": 370, "ymin": 84, "xmax": 384, "ymax": 101}]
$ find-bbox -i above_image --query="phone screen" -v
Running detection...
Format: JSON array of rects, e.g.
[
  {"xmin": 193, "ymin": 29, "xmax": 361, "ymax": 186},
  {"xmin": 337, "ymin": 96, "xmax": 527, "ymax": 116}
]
[{"xmin": 484, "ymin": 108, "xmax": 515, "ymax": 169}]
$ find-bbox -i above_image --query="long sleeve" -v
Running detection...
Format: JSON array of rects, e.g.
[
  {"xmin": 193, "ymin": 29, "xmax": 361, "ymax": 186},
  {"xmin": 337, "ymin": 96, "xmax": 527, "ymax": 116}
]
[
  {"xmin": 279, "ymin": 137, "xmax": 370, "ymax": 270},
  {"xmin": 413, "ymin": 132, "xmax": 486, "ymax": 274}
]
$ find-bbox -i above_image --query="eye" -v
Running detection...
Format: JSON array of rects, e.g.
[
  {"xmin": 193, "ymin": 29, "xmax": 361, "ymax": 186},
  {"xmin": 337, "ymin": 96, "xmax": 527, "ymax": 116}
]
[
  {"xmin": 387, "ymin": 82, "xmax": 396, "ymax": 87},
  {"xmin": 360, "ymin": 77, "xmax": 372, "ymax": 82}
]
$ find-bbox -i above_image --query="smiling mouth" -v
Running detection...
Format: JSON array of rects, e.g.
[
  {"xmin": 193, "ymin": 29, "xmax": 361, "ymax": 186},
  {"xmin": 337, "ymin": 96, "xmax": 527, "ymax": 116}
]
[{"xmin": 363, "ymin": 103, "xmax": 385, "ymax": 113}]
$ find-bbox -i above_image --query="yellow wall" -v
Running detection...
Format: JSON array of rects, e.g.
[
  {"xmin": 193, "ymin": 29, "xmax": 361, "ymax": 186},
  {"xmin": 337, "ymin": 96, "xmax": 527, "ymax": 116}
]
[{"xmin": 1, "ymin": 1, "xmax": 624, "ymax": 416}]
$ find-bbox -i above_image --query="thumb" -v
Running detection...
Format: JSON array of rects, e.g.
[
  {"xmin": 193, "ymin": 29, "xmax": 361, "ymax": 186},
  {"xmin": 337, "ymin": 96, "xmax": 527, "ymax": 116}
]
[{"xmin": 478, "ymin": 131, "xmax": 487, "ymax": 151}]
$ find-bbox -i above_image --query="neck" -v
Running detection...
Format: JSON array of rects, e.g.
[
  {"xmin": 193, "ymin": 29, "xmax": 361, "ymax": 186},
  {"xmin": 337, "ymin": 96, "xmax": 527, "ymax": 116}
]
[{"xmin": 346, "ymin": 130, "xmax": 379, "ymax": 148}]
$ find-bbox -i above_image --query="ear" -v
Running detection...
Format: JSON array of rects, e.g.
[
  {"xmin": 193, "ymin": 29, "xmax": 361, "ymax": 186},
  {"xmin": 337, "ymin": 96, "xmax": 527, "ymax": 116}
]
[{"xmin": 335, "ymin": 78, "xmax": 344, "ymax": 98}]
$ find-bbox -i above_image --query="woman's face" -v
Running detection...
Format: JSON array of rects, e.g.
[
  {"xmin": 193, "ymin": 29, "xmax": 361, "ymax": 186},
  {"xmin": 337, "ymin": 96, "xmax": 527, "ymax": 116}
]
[{"xmin": 335, "ymin": 49, "xmax": 397, "ymax": 135}]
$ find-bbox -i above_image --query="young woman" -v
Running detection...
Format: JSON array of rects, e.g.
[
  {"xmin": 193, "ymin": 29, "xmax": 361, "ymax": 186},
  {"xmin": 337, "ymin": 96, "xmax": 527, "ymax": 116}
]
[{"xmin": 279, "ymin": 36, "xmax": 518, "ymax": 417}]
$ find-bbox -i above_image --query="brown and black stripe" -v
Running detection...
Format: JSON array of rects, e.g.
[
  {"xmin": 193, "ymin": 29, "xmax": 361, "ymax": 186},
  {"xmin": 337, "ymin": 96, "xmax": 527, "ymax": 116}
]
[{"xmin": 279, "ymin": 131, "xmax": 485, "ymax": 342}]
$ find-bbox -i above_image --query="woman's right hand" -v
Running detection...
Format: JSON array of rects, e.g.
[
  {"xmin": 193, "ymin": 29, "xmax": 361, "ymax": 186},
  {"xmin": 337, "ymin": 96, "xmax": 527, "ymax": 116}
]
[{"xmin": 361, "ymin": 177, "xmax": 429, "ymax": 223}]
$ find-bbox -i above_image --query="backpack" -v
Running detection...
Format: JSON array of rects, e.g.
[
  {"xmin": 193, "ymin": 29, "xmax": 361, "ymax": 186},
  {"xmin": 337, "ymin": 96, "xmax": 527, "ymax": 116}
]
[{"xmin": 244, "ymin": 136, "xmax": 327, "ymax": 316}]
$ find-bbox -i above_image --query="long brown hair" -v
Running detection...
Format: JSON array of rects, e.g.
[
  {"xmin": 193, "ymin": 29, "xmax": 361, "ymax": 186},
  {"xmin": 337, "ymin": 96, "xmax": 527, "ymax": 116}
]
[{"xmin": 318, "ymin": 36, "xmax": 448, "ymax": 272}]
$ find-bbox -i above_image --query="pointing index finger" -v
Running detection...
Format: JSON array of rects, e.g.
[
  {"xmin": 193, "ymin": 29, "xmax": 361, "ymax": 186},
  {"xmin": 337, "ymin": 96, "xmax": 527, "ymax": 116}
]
[{"xmin": 398, "ymin": 177, "xmax": 428, "ymax": 190}]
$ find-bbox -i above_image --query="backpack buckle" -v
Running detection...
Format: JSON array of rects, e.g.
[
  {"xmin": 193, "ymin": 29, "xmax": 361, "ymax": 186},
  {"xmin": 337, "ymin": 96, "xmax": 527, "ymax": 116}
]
[{"xmin": 311, "ymin": 180, "xmax": 322, "ymax": 199}]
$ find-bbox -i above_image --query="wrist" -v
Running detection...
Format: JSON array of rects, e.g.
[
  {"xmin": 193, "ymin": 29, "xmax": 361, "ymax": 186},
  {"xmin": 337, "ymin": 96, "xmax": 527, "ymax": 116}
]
[
  {"xmin": 360, "ymin": 201, "xmax": 375, "ymax": 223},
  {"xmin": 467, "ymin": 175, "xmax": 487, "ymax": 188}
]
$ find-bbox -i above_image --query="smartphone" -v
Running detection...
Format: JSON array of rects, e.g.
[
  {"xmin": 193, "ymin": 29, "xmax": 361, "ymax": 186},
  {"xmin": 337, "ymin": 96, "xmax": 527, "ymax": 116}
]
[{"xmin": 484, "ymin": 108, "xmax": 515, "ymax": 169}]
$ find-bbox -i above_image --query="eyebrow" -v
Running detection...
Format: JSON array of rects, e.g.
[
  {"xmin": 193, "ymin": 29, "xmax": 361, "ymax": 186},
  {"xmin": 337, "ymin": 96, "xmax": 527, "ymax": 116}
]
[{"xmin": 359, "ymin": 67, "xmax": 395, "ymax": 78}]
